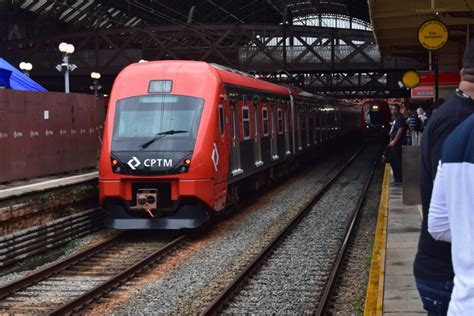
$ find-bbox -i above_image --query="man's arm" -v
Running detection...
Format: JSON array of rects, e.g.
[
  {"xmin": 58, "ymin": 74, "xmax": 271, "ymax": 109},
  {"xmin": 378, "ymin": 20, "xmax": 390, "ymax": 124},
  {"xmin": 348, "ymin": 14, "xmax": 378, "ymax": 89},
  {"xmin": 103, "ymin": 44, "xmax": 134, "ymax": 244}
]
[
  {"xmin": 428, "ymin": 162, "xmax": 451, "ymax": 242},
  {"xmin": 389, "ymin": 127, "xmax": 404, "ymax": 147}
]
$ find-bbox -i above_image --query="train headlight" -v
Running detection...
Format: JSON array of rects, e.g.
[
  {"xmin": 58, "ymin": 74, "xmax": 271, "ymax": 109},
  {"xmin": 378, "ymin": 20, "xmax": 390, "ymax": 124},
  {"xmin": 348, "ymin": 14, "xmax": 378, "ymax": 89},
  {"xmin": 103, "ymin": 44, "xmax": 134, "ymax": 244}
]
[
  {"xmin": 146, "ymin": 195, "xmax": 156, "ymax": 204},
  {"xmin": 111, "ymin": 157, "xmax": 123, "ymax": 174},
  {"xmin": 138, "ymin": 196, "xmax": 147, "ymax": 205}
]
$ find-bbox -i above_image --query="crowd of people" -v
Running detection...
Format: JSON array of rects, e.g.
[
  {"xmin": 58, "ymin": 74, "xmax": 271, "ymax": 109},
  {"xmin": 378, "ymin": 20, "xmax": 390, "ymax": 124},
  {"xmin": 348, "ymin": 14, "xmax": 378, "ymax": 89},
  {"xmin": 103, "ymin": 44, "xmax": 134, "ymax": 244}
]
[
  {"xmin": 386, "ymin": 41, "xmax": 474, "ymax": 315},
  {"xmin": 385, "ymin": 103, "xmax": 430, "ymax": 186}
]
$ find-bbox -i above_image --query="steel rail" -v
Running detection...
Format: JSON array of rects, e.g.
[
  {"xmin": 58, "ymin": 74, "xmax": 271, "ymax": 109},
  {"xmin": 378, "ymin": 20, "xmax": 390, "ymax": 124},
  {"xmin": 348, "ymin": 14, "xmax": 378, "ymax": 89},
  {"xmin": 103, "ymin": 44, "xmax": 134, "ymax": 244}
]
[
  {"xmin": 315, "ymin": 148, "xmax": 379, "ymax": 315},
  {"xmin": 200, "ymin": 146, "xmax": 367, "ymax": 316},
  {"xmin": 47, "ymin": 234, "xmax": 187, "ymax": 315},
  {"xmin": 0, "ymin": 233, "xmax": 123, "ymax": 300}
]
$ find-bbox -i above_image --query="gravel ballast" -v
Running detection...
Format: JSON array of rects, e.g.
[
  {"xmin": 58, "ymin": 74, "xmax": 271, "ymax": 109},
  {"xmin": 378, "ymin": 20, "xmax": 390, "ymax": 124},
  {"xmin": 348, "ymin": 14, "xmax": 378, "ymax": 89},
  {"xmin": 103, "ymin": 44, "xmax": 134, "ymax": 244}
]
[
  {"xmin": 0, "ymin": 228, "xmax": 120, "ymax": 287},
  {"xmin": 89, "ymin": 144, "xmax": 368, "ymax": 315},
  {"xmin": 0, "ymin": 233, "xmax": 172, "ymax": 314},
  {"xmin": 330, "ymin": 158, "xmax": 384, "ymax": 314},
  {"xmin": 222, "ymin": 145, "xmax": 380, "ymax": 313}
]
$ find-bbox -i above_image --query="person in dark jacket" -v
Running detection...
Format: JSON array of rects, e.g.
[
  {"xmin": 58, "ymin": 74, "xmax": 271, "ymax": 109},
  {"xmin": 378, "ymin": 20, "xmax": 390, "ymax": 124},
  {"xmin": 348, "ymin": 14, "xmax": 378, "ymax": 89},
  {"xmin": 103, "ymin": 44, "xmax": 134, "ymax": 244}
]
[
  {"xmin": 414, "ymin": 40, "xmax": 474, "ymax": 315},
  {"xmin": 387, "ymin": 104, "xmax": 406, "ymax": 185}
]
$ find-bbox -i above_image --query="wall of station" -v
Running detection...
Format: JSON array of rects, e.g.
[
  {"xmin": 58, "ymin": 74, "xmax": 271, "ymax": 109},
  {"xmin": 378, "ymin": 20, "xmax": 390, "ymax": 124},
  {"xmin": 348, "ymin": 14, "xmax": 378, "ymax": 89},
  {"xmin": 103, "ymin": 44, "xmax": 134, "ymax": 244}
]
[{"xmin": 0, "ymin": 89, "xmax": 104, "ymax": 183}]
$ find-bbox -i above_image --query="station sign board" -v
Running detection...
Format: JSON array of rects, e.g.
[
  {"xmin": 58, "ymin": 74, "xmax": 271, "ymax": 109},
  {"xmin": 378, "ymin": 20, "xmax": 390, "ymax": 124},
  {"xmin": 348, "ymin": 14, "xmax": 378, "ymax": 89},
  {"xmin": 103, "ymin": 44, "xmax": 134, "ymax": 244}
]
[
  {"xmin": 418, "ymin": 20, "xmax": 449, "ymax": 51},
  {"xmin": 419, "ymin": 71, "xmax": 460, "ymax": 86},
  {"xmin": 411, "ymin": 86, "xmax": 434, "ymax": 99}
]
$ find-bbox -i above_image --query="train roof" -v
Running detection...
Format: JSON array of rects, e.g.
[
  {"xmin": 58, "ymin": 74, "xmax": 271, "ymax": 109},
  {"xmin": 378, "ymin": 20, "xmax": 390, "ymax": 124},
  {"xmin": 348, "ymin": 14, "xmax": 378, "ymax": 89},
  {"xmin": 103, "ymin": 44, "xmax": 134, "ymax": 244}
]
[
  {"xmin": 114, "ymin": 60, "xmax": 357, "ymax": 107},
  {"xmin": 129, "ymin": 60, "xmax": 289, "ymax": 93},
  {"xmin": 209, "ymin": 63, "xmax": 289, "ymax": 96}
]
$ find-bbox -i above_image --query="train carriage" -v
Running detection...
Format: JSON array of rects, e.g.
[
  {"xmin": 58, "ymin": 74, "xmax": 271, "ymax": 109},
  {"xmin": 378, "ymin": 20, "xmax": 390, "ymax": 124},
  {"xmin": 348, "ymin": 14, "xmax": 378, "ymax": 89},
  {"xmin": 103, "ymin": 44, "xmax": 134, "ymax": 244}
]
[{"xmin": 99, "ymin": 61, "xmax": 360, "ymax": 229}]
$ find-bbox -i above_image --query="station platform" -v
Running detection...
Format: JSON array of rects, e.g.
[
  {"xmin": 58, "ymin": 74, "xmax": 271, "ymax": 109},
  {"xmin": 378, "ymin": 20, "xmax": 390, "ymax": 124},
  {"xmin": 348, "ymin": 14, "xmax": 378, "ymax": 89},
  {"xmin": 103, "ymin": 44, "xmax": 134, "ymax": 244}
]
[
  {"xmin": 0, "ymin": 171, "xmax": 98, "ymax": 201},
  {"xmin": 365, "ymin": 165, "xmax": 425, "ymax": 315}
]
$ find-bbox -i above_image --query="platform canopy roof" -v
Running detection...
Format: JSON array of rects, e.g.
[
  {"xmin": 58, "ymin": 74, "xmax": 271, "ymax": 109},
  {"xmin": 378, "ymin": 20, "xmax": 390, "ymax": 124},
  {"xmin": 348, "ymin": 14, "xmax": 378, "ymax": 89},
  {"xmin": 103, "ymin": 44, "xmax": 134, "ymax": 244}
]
[
  {"xmin": 3, "ymin": 0, "xmax": 370, "ymax": 31},
  {"xmin": 369, "ymin": 0, "xmax": 474, "ymax": 56}
]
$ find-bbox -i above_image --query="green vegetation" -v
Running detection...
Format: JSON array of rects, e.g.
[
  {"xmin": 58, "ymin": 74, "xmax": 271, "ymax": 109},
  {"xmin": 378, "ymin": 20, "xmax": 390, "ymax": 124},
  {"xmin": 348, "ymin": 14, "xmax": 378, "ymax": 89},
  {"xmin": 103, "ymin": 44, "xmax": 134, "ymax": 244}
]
[{"xmin": 16, "ymin": 240, "xmax": 77, "ymax": 272}]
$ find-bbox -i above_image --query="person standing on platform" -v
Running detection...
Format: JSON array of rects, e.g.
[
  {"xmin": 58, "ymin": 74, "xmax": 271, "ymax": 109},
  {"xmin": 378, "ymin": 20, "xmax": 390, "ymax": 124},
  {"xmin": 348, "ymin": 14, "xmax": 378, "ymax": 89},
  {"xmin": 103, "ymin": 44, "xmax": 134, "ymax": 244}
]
[
  {"xmin": 407, "ymin": 107, "xmax": 422, "ymax": 145},
  {"xmin": 417, "ymin": 107, "xmax": 429, "ymax": 129},
  {"xmin": 414, "ymin": 41, "xmax": 474, "ymax": 315},
  {"xmin": 428, "ymin": 114, "xmax": 474, "ymax": 315},
  {"xmin": 387, "ymin": 104, "xmax": 406, "ymax": 185}
]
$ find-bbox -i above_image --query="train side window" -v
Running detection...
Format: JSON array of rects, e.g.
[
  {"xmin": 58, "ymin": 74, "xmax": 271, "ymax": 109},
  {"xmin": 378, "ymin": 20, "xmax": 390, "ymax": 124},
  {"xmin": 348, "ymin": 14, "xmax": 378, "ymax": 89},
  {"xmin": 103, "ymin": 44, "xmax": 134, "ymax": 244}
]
[
  {"xmin": 277, "ymin": 108, "xmax": 283, "ymax": 134},
  {"xmin": 242, "ymin": 106, "xmax": 250, "ymax": 140},
  {"xmin": 218, "ymin": 105, "xmax": 225, "ymax": 136},
  {"xmin": 231, "ymin": 104, "xmax": 237, "ymax": 140},
  {"xmin": 262, "ymin": 107, "xmax": 269, "ymax": 136}
]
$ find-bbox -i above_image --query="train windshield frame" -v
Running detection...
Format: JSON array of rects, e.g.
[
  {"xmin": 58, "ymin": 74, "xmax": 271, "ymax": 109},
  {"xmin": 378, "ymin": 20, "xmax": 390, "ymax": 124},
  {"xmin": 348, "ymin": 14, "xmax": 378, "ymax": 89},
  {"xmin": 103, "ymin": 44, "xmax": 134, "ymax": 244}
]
[{"xmin": 111, "ymin": 94, "xmax": 204, "ymax": 151}]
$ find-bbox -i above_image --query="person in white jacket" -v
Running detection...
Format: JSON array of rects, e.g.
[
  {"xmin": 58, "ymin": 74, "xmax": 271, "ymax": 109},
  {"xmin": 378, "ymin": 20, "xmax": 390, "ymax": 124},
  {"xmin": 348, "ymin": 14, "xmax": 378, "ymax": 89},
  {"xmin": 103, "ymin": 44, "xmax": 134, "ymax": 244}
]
[{"xmin": 428, "ymin": 113, "xmax": 474, "ymax": 315}]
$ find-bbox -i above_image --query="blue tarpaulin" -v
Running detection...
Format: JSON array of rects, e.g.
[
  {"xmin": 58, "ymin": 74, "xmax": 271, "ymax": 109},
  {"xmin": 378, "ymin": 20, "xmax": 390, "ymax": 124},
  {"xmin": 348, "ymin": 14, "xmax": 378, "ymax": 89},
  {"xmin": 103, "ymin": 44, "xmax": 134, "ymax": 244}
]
[{"xmin": 0, "ymin": 58, "xmax": 47, "ymax": 92}]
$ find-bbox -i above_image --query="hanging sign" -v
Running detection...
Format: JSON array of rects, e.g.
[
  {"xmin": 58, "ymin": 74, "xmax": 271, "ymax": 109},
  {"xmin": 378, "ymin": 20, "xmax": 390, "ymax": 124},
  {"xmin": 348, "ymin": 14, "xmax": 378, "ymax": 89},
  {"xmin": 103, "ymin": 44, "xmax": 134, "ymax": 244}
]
[
  {"xmin": 412, "ymin": 86, "xmax": 434, "ymax": 99},
  {"xmin": 418, "ymin": 20, "xmax": 449, "ymax": 51},
  {"xmin": 402, "ymin": 71, "xmax": 421, "ymax": 89}
]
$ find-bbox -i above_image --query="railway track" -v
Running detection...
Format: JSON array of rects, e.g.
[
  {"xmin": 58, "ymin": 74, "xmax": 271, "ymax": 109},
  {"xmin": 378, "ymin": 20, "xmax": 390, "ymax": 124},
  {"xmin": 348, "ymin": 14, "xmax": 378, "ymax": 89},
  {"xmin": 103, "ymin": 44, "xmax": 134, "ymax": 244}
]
[
  {"xmin": 0, "ymin": 231, "xmax": 187, "ymax": 315},
  {"xmin": 200, "ymin": 144, "xmax": 379, "ymax": 315}
]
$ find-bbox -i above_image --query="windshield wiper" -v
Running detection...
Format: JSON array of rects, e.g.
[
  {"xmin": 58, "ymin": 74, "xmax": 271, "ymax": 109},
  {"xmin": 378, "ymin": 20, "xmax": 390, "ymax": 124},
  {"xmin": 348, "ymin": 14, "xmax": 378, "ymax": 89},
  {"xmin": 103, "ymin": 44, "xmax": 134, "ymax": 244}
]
[{"xmin": 140, "ymin": 130, "xmax": 188, "ymax": 149}]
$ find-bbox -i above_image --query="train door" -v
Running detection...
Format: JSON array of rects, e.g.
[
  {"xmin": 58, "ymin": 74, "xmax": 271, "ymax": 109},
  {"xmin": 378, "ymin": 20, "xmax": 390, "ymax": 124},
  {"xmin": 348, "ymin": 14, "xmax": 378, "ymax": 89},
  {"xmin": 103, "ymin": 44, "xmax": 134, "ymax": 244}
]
[
  {"xmin": 253, "ymin": 97, "xmax": 263, "ymax": 167},
  {"xmin": 304, "ymin": 108, "xmax": 311, "ymax": 147},
  {"xmin": 213, "ymin": 101, "xmax": 230, "ymax": 211},
  {"xmin": 230, "ymin": 100, "xmax": 242, "ymax": 176},
  {"xmin": 296, "ymin": 106, "xmax": 302, "ymax": 151},
  {"xmin": 313, "ymin": 111, "xmax": 317, "ymax": 144},
  {"xmin": 322, "ymin": 109, "xmax": 327, "ymax": 141},
  {"xmin": 290, "ymin": 95, "xmax": 296, "ymax": 154},
  {"xmin": 284, "ymin": 102, "xmax": 291, "ymax": 155},
  {"xmin": 270, "ymin": 102, "xmax": 278, "ymax": 160}
]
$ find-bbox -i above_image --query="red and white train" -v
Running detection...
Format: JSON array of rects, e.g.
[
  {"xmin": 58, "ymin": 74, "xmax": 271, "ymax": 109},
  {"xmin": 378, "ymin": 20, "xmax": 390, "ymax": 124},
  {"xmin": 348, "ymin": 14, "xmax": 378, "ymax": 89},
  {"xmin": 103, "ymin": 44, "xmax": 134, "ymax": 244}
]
[{"xmin": 99, "ymin": 61, "xmax": 360, "ymax": 229}]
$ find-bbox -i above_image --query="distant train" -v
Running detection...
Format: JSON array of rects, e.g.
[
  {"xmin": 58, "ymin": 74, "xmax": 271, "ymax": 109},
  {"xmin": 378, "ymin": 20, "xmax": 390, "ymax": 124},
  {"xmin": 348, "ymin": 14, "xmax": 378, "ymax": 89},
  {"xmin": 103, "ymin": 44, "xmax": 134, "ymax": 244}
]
[
  {"xmin": 361, "ymin": 100, "xmax": 391, "ymax": 137},
  {"xmin": 99, "ymin": 61, "xmax": 361, "ymax": 229}
]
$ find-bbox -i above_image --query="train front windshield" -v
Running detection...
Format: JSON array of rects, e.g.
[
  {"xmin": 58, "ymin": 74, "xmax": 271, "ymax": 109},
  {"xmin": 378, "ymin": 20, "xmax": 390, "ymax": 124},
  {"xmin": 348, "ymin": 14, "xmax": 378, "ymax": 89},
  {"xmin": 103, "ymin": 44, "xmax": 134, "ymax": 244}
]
[
  {"xmin": 364, "ymin": 104, "xmax": 386, "ymax": 127},
  {"xmin": 112, "ymin": 95, "xmax": 204, "ymax": 151},
  {"xmin": 368, "ymin": 111, "xmax": 386, "ymax": 126}
]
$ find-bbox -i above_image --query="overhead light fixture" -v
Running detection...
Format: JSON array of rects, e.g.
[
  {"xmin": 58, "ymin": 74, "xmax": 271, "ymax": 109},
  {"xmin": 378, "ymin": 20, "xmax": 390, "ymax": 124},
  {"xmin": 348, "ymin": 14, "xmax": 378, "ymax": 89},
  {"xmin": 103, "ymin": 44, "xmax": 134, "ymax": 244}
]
[
  {"xmin": 57, "ymin": 42, "xmax": 77, "ymax": 93},
  {"xmin": 90, "ymin": 72, "xmax": 101, "ymax": 79},
  {"xmin": 58, "ymin": 42, "xmax": 69, "ymax": 53},
  {"xmin": 66, "ymin": 44, "xmax": 75, "ymax": 54}
]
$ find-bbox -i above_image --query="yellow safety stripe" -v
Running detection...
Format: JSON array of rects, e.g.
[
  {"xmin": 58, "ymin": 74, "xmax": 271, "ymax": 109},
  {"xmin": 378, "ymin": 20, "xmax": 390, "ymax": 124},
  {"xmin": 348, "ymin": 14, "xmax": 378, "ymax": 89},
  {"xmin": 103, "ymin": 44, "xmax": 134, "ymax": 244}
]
[{"xmin": 364, "ymin": 164, "xmax": 390, "ymax": 316}]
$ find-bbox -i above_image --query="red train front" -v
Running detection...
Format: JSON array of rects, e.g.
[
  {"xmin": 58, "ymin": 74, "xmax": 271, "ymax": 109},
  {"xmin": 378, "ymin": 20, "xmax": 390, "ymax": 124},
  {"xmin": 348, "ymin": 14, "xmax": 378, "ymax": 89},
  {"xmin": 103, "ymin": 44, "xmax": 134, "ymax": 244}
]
[
  {"xmin": 360, "ymin": 100, "xmax": 391, "ymax": 137},
  {"xmin": 99, "ymin": 61, "xmax": 227, "ymax": 229}
]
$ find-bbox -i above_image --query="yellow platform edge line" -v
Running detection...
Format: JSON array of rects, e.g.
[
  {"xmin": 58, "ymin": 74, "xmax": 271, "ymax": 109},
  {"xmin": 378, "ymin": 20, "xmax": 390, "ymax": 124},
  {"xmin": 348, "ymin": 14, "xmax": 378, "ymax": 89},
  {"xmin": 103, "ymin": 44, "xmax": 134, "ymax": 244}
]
[{"xmin": 364, "ymin": 164, "xmax": 390, "ymax": 316}]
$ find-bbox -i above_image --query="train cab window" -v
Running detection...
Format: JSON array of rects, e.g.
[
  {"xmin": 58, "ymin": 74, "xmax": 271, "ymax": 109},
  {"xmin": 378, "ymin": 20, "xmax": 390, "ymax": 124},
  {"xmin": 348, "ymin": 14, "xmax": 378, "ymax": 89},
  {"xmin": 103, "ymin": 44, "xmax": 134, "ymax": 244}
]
[
  {"xmin": 242, "ymin": 106, "xmax": 250, "ymax": 140},
  {"xmin": 277, "ymin": 109, "xmax": 283, "ymax": 134},
  {"xmin": 218, "ymin": 105, "xmax": 225, "ymax": 136},
  {"xmin": 262, "ymin": 107, "xmax": 269, "ymax": 136},
  {"xmin": 112, "ymin": 95, "xmax": 204, "ymax": 152}
]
